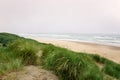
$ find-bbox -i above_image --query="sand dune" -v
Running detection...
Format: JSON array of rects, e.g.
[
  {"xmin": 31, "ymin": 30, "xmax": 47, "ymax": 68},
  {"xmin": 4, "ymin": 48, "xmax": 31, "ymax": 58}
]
[{"xmin": 31, "ymin": 37, "xmax": 120, "ymax": 64}]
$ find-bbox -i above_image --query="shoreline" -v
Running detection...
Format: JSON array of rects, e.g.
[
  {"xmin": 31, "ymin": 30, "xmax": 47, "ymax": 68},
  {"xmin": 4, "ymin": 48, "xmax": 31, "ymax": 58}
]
[
  {"xmin": 30, "ymin": 37, "xmax": 120, "ymax": 64},
  {"xmin": 19, "ymin": 34, "xmax": 120, "ymax": 47}
]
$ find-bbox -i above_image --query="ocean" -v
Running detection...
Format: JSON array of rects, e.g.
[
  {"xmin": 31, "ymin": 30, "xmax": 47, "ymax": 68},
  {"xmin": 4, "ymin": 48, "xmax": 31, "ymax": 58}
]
[{"xmin": 19, "ymin": 33, "xmax": 120, "ymax": 47}]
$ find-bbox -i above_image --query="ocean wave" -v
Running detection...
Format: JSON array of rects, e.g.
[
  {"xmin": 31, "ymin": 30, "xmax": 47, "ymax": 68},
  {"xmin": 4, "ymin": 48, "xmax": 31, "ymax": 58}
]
[{"xmin": 19, "ymin": 33, "xmax": 120, "ymax": 47}]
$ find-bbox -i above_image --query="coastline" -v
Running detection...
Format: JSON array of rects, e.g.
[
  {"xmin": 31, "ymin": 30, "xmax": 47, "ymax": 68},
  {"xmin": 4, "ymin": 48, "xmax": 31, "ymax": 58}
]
[{"xmin": 30, "ymin": 37, "xmax": 120, "ymax": 64}]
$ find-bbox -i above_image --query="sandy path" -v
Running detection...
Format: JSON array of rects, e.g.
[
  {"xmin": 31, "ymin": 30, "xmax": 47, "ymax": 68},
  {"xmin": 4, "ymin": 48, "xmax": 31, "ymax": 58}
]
[
  {"xmin": 2, "ymin": 66, "xmax": 58, "ymax": 80},
  {"xmin": 32, "ymin": 38, "xmax": 120, "ymax": 64}
]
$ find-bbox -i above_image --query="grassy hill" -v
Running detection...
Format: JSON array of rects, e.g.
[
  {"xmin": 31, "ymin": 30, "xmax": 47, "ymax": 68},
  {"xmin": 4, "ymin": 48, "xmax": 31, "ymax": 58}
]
[{"xmin": 0, "ymin": 33, "xmax": 120, "ymax": 80}]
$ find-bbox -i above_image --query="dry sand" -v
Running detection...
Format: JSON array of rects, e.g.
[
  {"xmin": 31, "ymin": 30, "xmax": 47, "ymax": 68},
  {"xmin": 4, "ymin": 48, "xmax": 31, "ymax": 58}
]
[
  {"xmin": 2, "ymin": 66, "xmax": 58, "ymax": 80},
  {"xmin": 31, "ymin": 37, "xmax": 120, "ymax": 64}
]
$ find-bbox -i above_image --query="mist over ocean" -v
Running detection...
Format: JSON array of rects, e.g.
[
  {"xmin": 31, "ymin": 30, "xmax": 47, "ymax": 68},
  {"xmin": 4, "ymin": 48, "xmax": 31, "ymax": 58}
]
[{"xmin": 19, "ymin": 33, "xmax": 120, "ymax": 47}]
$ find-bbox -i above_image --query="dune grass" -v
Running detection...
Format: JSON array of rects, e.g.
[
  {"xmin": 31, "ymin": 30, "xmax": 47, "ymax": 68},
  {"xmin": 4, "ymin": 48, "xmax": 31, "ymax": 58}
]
[
  {"xmin": 0, "ymin": 47, "xmax": 23, "ymax": 76},
  {"xmin": 41, "ymin": 44, "xmax": 103, "ymax": 80},
  {"xmin": 90, "ymin": 54, "xmax": 120, "ymax": 79},
  {"xmin": 7, "ymin": 39, "xmax": 41, "ymax": 65},
  {"xmin": 0, "ymin": 33, "xmax": 20, "ymax": 46},
  {"xmin": 0, "ymin": 33, "xmax": 120, "ymax": 80}
]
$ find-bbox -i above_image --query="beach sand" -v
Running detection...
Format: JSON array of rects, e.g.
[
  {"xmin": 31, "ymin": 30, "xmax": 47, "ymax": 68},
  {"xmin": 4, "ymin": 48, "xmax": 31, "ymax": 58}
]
[{"xmin": 31, "ymin": 37, "xmax": 120, "ymax": 64}]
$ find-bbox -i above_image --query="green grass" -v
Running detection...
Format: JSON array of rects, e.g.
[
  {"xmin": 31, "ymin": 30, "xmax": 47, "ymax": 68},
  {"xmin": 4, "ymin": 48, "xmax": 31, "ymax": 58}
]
[
  {"xmin": 0, "ymin": 33, "xmax": 20, "ymax": 46},
  {"xmin": 0, "ymin": 48, "xmax": 23, "ymax": 76},
  {"xmin": 0, "ymin": 33, "xmax": 120, "ymax": 80},
  {"xmin": 42, "ymin": 45, "xmax": 103, "ymax": 80},
  {"xmin": 90, "ymin": 54, "xmax": 120, "ymax": 80},
  {"xmin": 7, "ymin": 39, "xmax": 41, "ymax": 65}
]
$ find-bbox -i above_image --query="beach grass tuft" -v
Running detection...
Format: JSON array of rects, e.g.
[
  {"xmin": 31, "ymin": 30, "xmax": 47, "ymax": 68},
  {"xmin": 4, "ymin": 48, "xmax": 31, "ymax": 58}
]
[
  {"xmin": 90, "ymin": 54, "xmax": 120, "ymax": 79},
  {"xmin": 41, "ymin": 44, "xmax": 103, "ymax": 80}
]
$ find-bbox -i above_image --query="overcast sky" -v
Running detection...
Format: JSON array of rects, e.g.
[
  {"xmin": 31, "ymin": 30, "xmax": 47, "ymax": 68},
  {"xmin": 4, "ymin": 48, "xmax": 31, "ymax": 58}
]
[{"xmin": 0, "ymin": 0, "xmax": 120, "ymax": 34}]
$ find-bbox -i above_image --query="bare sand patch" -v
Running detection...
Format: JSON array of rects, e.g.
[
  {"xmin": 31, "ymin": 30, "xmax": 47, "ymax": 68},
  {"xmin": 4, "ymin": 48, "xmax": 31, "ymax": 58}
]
[{"xmin": 2, "ymin": 66, "xmax": 58, "ymax": 80}]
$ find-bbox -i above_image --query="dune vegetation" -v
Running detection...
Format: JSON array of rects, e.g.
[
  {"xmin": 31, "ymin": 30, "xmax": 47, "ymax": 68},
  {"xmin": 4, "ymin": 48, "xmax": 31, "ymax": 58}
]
[{"xmin": 0, "ymin": 33, "xmax": 120, "ymax": 80}]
